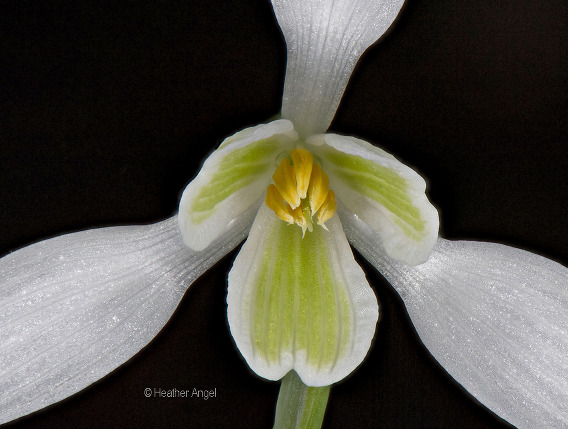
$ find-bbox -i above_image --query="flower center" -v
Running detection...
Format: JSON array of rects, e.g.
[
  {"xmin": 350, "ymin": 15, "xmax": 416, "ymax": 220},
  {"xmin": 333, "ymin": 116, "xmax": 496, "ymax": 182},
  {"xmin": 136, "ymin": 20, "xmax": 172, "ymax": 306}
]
[{"xmin": 265, "ymin": 148, "xmax": 336, "ymax": 235}]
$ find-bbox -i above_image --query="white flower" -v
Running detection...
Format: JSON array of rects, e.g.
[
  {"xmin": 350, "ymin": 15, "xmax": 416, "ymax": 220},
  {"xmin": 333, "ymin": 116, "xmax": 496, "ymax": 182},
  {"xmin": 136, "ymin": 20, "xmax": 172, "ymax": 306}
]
[
  {"xmin": 0, "ymin": 0, "xmax": 567, "ymax": 428},
  {"xmin": 177, "ymin": 118, "xmax": 438, "ymax": 385},
  {"xmin": 174, "ymin": 0, "xmax": 438, "ymax": 387}
]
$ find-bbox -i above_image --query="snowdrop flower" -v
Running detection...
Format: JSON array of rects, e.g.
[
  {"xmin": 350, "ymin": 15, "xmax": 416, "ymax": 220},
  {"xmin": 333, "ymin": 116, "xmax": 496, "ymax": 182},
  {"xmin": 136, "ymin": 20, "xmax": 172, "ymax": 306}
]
[{"xmin": 1, "ymin": 0, "xmax": 567, "ymax": 428}]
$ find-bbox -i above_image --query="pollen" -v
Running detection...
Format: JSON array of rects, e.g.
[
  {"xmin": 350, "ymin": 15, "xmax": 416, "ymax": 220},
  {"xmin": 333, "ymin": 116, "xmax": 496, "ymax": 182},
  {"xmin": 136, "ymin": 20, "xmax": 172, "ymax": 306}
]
[{"xmin": 265, "ymin": 148, "xmax": 336, "ymax": 233}]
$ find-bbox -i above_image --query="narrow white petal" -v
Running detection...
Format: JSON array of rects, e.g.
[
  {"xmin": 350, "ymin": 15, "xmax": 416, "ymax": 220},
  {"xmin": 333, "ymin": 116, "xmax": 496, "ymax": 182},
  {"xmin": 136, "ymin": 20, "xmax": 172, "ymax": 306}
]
[
  {"xmin": 310, "ymin": 134, "xmax": 438, "ymax": 265},
  {"xmin": 228, "ymin": 205, "xmax": 378, "ymax": 386},
  {"xmin": 272, "ymin": 0, "xmax": 405, "ymax": 136},
  {"xmin": 343, "ymin": 209, "xmax": 568, "ymax": 428},
  {"xmin": 0, "ymin": 213, "xmax": 250, "ymax": 425},
  {"xmin": 179, "ymin": 119, "xmax": 297, "ymax": 250}
]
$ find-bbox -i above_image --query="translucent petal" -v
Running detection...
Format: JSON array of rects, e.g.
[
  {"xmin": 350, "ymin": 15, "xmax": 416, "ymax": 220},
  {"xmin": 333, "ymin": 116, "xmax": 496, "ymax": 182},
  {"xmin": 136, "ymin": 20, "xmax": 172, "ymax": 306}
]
[
  {"xmin": 272, "ymin": 0, "xmax": 406, "ymax": 136},
  {"xmin": 228, "ymin": 204, "xmax": 378, "ymax": 386},
  {"xmin": 343, "ymin": 209, "xmax": 568, "ymax": 428},
  {"xmin": 310, "ymin": 134, "xmax": 438, "ymax": 265},
  {"xmin": 0, "ymin": 213, "xmax": 251, "ymax": 425},
  {"xmin": 179, "ymin": 119, "xmax": 297, "ymax": 250}
]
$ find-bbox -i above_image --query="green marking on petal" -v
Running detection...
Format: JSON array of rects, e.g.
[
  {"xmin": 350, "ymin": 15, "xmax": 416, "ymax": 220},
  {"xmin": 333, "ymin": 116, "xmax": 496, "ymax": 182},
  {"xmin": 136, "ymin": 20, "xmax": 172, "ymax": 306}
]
[
  {"xmin": 190, "ymin": 138, "xmax": 281, "ymax": 224},
  {"xmin": 251, "ymin": 219, "xmax": 352, "ymax": 368},
  {"xmin": 323, "ymin": 147, "xmax": 426, "ymax": 239}
]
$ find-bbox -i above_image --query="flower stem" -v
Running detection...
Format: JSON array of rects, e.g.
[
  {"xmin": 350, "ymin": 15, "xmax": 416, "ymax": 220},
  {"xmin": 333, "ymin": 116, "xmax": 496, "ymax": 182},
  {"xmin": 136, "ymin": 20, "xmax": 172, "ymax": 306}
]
[{"xmin": 273, "ymin": 371, "xmax": 331, "ymax": 429}]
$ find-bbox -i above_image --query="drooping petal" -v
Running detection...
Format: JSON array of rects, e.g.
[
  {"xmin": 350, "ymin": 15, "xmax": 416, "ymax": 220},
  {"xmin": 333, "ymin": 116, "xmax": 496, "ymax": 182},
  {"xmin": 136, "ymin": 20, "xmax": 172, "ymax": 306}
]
[
  {"xmin": 272, "ymin": 0, "xmax": 406, "ymax": 136},
  {"xmin": 179, "ymin": 119, "xmax": 298, "ymax": 250},
  {"xmin": 343, "ymin": 209, "xmax": 568, "ymax": 428},
  {"xmin": 0, "ymin": 212, "xmax": 252, "ymax": 425},
  {"xmin": 310, "ymin": 134, "xmax": 438, "ymax": 265},
  {"xmin": 228, "ymin": 204, "xmax": 378, "ymax": 387}
]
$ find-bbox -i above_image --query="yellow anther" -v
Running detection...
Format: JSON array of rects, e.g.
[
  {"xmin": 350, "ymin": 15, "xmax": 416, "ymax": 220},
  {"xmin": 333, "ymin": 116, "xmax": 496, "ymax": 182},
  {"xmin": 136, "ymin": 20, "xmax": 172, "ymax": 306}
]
[
  {"xmin": 272, "ymin": 158, "xmax": 300, "ymax": 209},
  {"xmin": 316, "ymin": 190, "xmax": 336, "ymax": 230},
  {"xmin": 308, "ymin": 163, "xmax": 329, "ymax": 216},
  {"xmin": 265, "ymin": 149, "xmax": 337, "ymax": 234},
  {"xmin": 291, "ymin": 149, "xmax": 313, "ymax": 200},
  {"xmin": 291, "ymin": 206, "xmax": 309, "ymax": 237},
  {"xmin": 265, "ymin": 184, "xmax": 294, "ymax": 224}
]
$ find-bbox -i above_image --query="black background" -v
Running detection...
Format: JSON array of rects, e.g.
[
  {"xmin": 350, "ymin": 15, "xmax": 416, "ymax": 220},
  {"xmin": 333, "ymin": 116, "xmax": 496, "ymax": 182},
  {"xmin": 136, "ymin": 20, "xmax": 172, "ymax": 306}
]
[{"xmin": 1, "ymin": 0, "xmax": 566, "ymax": 427}]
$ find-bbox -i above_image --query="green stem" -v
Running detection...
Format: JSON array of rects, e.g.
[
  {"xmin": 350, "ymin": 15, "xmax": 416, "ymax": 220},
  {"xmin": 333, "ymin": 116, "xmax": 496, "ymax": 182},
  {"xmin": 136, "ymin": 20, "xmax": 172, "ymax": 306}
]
[{"xmin": 273, "ymin": 371, "xmax": 331, "ymax": 429}]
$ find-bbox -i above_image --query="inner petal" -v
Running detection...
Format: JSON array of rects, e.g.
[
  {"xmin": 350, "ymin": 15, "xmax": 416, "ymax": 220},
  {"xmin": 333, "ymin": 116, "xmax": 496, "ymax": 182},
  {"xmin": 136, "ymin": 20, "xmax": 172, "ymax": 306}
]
[
  {"xmin": 227, "ymin": 204, "xmax": 378, "ymax": 386},
  {"xmin": 308, "ymin": 133, "xmax": 439, "ymax": 265},
  {"xmin": 178, "ymin": 119, "xmax": 297, "ymax": 251}
]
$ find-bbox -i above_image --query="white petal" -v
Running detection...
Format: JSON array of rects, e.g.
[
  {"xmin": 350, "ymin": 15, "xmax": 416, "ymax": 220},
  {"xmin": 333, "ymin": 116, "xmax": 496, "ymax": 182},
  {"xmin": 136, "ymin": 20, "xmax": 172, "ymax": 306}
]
[
  {"xmin": 228, "ymin": 204, "xmax": 378, "ymax": 386},
  {"xmin": 311, "ymin": 134, "xmax": 438, "ymax": 265},
  {"xmin": 0, "ymin": 213, "xmax": 250, "ymax": 425},
  {"xmin": 179, "ymin": 119, "xmax": 298, "ymax": 250},
  {"xmin": 272, "ymin": 0, "xmax": 406, "ymax": 136},
  {"xmin": 343, "ymin": 210, "xmax": 568, "ymax": 428}
]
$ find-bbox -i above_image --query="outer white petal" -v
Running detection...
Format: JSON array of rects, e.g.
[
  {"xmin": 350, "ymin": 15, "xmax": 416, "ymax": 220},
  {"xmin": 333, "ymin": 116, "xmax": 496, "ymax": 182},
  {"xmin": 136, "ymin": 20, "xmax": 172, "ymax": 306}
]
[
  {"xmin": 310, "ymin": 134, "xmax": 439, "ymax": 265},
  {"xmin": 343, "ymin": 209, "xmax": 568, "ymax": 428},
  {"xmin": 0, "ymin": 212, "xmax": 251, "ymax": 425},
  {"xmin": 179, "ymin": 119, "xmax": 298, "ymax": 250},
  {"xmin": 272, "ymin": 0, "xmax": 406, "ymax": 136},
  {"xmin": 228, "ymin": 204, "xmax": 378, "ymax": 386}
]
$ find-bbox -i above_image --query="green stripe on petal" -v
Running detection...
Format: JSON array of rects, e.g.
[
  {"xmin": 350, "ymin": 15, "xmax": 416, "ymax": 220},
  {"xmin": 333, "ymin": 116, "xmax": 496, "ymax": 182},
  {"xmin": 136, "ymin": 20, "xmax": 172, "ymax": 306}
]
[
  {"xmin": 228, "ymin": 204, "xmax": 378, "ymax": 386},
  {"xmin": 325, "ymin": 150, "xmax": 425, "ymax": 238},
  {"xmin": 191, "ymin": 139, "xmax": 279, "ymax": 221},
  {"xmin": 251, "ymin": 217, "xmax": 349, "ymax": 366},
  {"xmin": 178, "ymin": 120, "xmax": 298, "ymax": 251},
  {"xmin": 310, "ymin": 134, "xmax": 439, "ymax": 265}
]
